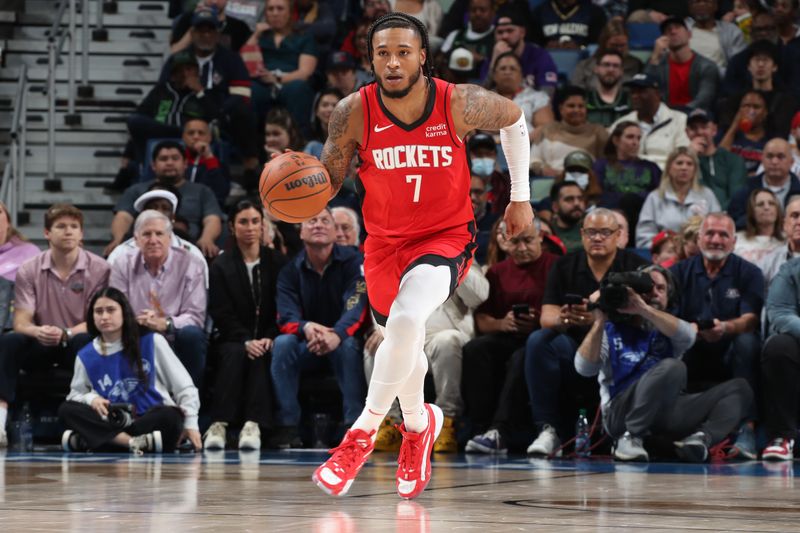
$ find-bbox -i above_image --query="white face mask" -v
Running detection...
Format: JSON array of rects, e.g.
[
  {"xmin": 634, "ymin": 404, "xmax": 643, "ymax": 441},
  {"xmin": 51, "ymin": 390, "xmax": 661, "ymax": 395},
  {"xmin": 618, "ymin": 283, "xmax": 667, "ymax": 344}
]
[
  {"xmin": 565, "ymin": 171, "xmax": 589, "ymax": 189},
  {"xmin": 470, "ymin": 157, "xmax": 495, "ymax": 177}
]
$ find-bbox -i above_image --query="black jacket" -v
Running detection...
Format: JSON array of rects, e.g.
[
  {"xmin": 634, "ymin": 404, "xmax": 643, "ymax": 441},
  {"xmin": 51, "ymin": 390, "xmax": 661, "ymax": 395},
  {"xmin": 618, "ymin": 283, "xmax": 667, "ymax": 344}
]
[
  {"xmin": 728, "ymin": 173, "xmax": 800, "ymax": 230},
  {"xmin": 209, "ymin": 245, "xmax": 288, "ymax": 343}
]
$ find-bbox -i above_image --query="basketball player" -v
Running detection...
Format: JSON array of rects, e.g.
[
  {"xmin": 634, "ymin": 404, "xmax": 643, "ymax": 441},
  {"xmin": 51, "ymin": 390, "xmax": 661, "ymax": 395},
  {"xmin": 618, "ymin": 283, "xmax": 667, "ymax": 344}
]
[{"xmin": 312, "ymin": 13, "xmax": 533, "ymax": 499}]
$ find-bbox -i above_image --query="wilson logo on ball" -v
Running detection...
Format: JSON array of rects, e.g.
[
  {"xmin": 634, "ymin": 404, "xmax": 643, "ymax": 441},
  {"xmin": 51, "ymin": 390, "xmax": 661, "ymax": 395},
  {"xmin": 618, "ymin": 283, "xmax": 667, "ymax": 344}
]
[{"xmin": 284, "ymin": 171, "xmax": 328, "ymax": 191}]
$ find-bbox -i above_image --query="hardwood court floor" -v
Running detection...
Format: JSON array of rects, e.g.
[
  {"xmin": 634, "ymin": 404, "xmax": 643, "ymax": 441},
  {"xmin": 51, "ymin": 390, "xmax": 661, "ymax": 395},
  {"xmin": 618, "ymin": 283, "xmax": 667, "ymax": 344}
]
[{"xmin": 0, "ymin": 450, "xmax": 797, "ymax": 532}]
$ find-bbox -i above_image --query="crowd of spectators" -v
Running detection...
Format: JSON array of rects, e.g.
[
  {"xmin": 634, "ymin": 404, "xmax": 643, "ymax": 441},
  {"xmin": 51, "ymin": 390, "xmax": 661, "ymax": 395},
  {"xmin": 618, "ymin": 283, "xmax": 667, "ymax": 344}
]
[{"xmin": 6, "ymin": 0, "xmax": 800, "ymax": 462}]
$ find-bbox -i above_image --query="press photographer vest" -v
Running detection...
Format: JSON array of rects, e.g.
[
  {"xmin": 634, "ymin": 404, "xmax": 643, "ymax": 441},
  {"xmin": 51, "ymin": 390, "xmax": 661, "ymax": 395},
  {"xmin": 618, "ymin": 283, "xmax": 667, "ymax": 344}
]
[
  {"xmin": 77, "ymin": 333, "xmax": 164, "ymax": 416},
  {"xmin": 606, "ymin": 322, "xmax": 675, "ymax": 399}
]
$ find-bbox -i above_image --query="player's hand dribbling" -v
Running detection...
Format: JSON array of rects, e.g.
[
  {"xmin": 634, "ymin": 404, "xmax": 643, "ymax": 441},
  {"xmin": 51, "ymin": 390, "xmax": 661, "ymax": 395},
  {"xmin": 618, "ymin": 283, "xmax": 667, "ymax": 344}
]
[{"xmin": 503, "ymin": 201, "xmax": 534, "ymax": 238}]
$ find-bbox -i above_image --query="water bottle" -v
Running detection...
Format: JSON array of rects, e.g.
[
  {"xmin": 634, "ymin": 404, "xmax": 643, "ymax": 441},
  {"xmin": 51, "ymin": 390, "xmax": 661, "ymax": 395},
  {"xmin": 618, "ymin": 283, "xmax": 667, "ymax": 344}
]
[
  {"xmin": 19, "ymin": 402, "xmax": 34, "ymax": 452},
  {"xmin": 574, "ymin": 408, "xmax": 590, "ymax": 458}
]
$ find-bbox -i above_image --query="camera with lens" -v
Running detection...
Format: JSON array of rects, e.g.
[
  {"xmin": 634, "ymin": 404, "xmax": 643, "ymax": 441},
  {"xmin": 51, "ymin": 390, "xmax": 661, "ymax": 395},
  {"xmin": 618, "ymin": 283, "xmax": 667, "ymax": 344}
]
[
  {"xmin": 107, "ymin": 403, "xmax": 135, "ymax": 429},
  {"xmin": 594, "ymin": 271, "xmax": 654, "ymax": 314}
]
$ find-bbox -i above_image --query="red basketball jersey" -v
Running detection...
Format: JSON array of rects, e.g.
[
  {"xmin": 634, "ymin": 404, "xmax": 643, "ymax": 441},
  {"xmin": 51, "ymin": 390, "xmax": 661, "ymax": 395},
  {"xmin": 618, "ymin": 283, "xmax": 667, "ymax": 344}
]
[{"xmin": 357, "ymin": 77, "xmax": 474, "ymax": 240}]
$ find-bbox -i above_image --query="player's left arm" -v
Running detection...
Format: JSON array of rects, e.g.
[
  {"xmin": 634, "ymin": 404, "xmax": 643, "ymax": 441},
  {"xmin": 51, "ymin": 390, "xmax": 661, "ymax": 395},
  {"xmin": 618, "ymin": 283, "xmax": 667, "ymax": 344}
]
[{"xmin": 451, "ymin": 84, "xmax": 533, "ymax": 237}]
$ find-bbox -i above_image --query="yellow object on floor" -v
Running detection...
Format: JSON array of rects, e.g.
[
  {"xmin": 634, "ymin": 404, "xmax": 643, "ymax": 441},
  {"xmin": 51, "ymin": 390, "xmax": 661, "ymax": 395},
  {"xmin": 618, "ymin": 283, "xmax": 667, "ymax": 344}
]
[
  {"xmin": 373, "ymin": 417, "xmax": 402, "ymax": 452},
  {"xmin": 433, "ymin": 416, "xmax": 457, "ymax": 453}
]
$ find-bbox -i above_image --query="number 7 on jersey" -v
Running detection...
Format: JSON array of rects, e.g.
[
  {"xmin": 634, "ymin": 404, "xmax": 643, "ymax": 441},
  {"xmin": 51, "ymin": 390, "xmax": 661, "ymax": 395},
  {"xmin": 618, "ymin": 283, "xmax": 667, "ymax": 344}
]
[{"xmin": 406, "ymin": 174, "xmax": 422, "ymax": 203}]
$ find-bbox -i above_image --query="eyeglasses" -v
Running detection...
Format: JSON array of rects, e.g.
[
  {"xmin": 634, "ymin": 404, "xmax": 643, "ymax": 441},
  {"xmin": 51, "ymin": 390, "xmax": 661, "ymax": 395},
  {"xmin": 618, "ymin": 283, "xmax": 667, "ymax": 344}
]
[{"xmin": 582, "ymin": 228, "xmax": 618, "ymax": 239}]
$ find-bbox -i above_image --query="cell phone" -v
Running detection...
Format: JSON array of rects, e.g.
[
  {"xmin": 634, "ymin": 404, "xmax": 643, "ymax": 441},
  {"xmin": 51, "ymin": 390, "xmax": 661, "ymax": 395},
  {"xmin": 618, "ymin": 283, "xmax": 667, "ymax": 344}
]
[
  {"xmin": 697, "ymin": 319, "xmax": 715, "ymax": 331},
  {"xmin": 512, "ymin": 303, "xmax": 530, "ymax": 318},
  {"xmin": 564, "ymin": 294, "xmax": 584, "ymax": 306}
]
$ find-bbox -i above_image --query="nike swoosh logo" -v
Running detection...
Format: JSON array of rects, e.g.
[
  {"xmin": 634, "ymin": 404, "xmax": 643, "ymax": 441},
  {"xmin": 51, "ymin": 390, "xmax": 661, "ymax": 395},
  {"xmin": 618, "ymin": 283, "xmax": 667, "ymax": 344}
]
[{"xmin": 374, "ymin": 124, "xmax": 394, "ymax": 133}]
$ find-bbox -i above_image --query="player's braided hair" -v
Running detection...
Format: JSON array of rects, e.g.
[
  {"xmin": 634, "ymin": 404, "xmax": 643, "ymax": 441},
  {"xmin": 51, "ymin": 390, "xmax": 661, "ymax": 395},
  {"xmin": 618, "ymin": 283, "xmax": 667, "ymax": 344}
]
[{"xmin": 366, "ymin": 12, "xmax": 433, "ymax": 80}]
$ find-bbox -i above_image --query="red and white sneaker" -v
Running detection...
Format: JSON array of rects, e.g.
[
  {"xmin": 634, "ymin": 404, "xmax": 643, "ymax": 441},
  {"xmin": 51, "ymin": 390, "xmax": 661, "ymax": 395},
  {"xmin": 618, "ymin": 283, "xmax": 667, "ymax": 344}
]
[
  {"xmin": 762, "ymin": 438, "xmax": 794, "ymax": 461},
  {"xmin": 312, "ymin": 429, "xmax": 375, "ymax": 497},
  {"xmin": 396, "ymin": 403, "xmax": 444, "ymax": 500}
]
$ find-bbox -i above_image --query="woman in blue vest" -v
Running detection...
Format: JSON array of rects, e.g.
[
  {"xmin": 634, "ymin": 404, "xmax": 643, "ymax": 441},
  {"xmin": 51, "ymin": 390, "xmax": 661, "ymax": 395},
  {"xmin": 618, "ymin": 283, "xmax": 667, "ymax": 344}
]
[{"xmin": 58, "ymin": 287, "xmax": 201, "ymax": 454}]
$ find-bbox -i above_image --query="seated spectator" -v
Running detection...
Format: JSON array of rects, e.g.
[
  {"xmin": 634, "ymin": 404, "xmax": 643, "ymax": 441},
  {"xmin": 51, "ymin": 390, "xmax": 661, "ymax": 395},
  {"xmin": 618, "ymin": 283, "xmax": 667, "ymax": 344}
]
[
  {"xmin": 110, "ymin": 210, "xmax": 208, "ymax": 388},
  {"xmin": 488, "ymin": 52, "xmax": 554, "ymax": 141},
  {"xmin": 58, "ymin": 288, "xmax": 201, "ymax": 454},
  {"xmin": 530, "ymin": 0, "xmax": 607, "ymax": 50},
  {"xmin": 341, "ymin": 0, "xmax": 390, "ymax": 68},
  {"xmin": 685, "ymin": 109, "xmax": 748, "ymax": 209},
  {"xmin": 470, "ymin": 173, "xmax": 499, "ymax": 265},
  {"xmin": 651, "ymin": 230, "xmax": 679, "ymax": 266},
  {"xmin": 325, "ymin": 51, "xmax": 366, "ymax": 97},
  {"xmin": 761, "ymin": 252, "xmax": 800, "ymax": 461},
  {"xmin": 480, "ymin": 6, "xmax": 558, "ymax": 93},
  {"xmin": 584, "ymin": 50, "xmax": 631, "ymax": 128},
  {"xmin": 610, "ymin": 73, "xmax": 691, "ymax": 170},
  {"xmin": 570, "ymin": 20, "xmax": 643, "ymax": 90},
  {"xmin": 576, "ymin": 265, "xmax": 753, "ymax": 462},
  {"xmin": 0, "ymin": 200, "xmax": 39, "ymax": 285},
  {"xmin": 728, "ymin": 138, "xmax": 800, "ymax": 228},
  {"xmin": 645, "ymin": 17, "xmax": 719, "ymax": 113},
  {"xmin": 721, "ymin": 0, "xmax": 757, "ymax": 42},
  {"xmin": 467, "ymin": 132, "xmax": 512, "ymax": 216},
  {"xmin": 636, "ymin": 147, "xmax": 721, "ymax": 248},
  {"xmin": 686, "ymin": 0, "xmax": 747, "ymax": 75},
  {"xmin": 293, "ymin": 0, "xmax": 337, "ymax": 56},
  {"xmin": 249, "ymin": 0, "xmax": 318, "ymax": 136},
  {"xmin": 546, "ymin": 181, "xmax": 587, "ymax": 254},
  {"xmin": 721, "ymin": 40, "xmax": 798, "ymax": 139},
  {"xmin": 464, "ymin": 219, "xmax": 557, "ymax": 453},
  {"xmin": 734, "ymin": 188, "xmax": 785, "ymax": 269},
  {"xmin": 331, "ymin": 206, "xmax": 361, "ymax": 247},
  {"xmin": 160, "ymin": 9, "xmax": 261, "ymax": 185},
  {"xmin": 551, "ymin": 150, "xmax": 604, "ymax": 207},
  {"xmin": 531, "ymin": 86, "xmax": 609, "ymax": 177},
  {"xmin": 611, "ymin": 209, "xmax": 631, "ymax": 249},
  {"xmin": 719, "ymin": 91, "xmax": 773, "ymax": 176},
  {"xmin": 525, "ymin": 208, "xmax": 649, "ymax": 457},
  {"xmin": 761, "ymin": 195, "xmax": 800, "ymax": 284},
  {"xmin": 304, "ymin": 89, "xmax": 344, "ymax": 159},
  {"xmin": 270, "ymin": 208, "xmax": 367, "ymax": 448},
  {"xmin": 0, "ymin": 204, "xmax": 109, "ymax": 448},
  {"xmin": 485, "ymin": 218, "xmax": 511, "ymax": 269},
  {"xmin": 106, "ymin": 141, "xmax": 224, "ymax": 258},
  {"xmin": 182, "ymin": 117, "xmax": 231, "ymax": 205},
  {"xmin": 773, "ymin": 0, "xmax": 800, "ymax": 45},
  {"xmin": 113, "ymin": 51, "xmax": 218, "ymax": 192},
  {"xmin": 670, "ymin": 212, "xmax": 764, "ymax": 459},
  {"xmin": 171, "ymin": 1, "xmax": 252, "ymax": 53},
  {"xmin": 263, "ymin": 108, "xmax": 306, "ymax": 162},
  {"xmin": 107, "ymin": 187, "xmax": 208, "ymax": 287},
  {"xmin": 595, "ymin": 121, "xmax": 661, "ymax": 237},
  {"xmin": 676, "ymin": 215, "xmax": 704, "ymax": 261},
  {"xmin": 204, "ymin": 199, "xmax": 288, "ymax": 450},
  {"xmin": 437, "ymin": 0, "xmax": 495, "ymax": 81}
]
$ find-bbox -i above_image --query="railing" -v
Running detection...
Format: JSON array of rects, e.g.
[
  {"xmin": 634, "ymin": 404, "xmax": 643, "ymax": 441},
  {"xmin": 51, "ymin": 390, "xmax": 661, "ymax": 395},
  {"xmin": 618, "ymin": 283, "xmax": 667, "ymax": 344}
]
[{"xmin": 0, "ymin": 65, "xmax": 28, "ymax": 224}]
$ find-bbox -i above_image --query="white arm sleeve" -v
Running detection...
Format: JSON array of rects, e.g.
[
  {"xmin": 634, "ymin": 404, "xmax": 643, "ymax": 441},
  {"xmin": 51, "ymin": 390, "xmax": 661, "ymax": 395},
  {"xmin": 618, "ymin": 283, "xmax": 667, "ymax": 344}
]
[{"xmin": 499, "ymin": 111, "xmax": 531, "ymax": 202}]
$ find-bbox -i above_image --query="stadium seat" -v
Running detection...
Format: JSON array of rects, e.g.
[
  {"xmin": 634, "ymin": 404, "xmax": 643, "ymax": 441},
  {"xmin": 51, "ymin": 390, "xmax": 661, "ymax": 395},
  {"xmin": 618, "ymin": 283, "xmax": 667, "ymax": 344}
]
[
  {"xmin": 626, "ymin": 23, "xmax": 660, "ymax": 50},
  {"xmin": 549, "ymin": 49, "xmax": 588, "ymax": 84}
]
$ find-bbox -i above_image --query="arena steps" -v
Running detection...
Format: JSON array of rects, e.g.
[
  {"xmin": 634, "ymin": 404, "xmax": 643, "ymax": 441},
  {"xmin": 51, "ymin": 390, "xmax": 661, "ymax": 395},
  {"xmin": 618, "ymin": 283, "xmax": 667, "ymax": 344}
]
[{"xmin": 0, "ymin": 0, "xmax": 170, "ymax": 254}]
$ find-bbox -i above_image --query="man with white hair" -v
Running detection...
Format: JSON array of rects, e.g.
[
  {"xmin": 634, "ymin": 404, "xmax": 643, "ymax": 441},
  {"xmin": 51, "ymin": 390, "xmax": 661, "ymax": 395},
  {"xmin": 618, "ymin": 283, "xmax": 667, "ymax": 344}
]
[
  {"xmin": 669, "ymin": 212, "xmax": 763, "ymax": 459},
  {"xmin": 110, "ymin": 210, "xmax": 208, "ymax": 388},
  {"xmin": 107, "ymin": 187, "xmax": 208, "ymax": 287},
  {"xmin": 331, "ymin": 206, "xmax": 360, "ymax": 247}
]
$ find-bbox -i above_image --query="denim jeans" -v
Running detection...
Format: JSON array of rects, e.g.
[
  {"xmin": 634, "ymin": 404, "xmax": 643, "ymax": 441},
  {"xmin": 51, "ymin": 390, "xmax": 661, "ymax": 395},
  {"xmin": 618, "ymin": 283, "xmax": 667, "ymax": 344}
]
[{"xmin": 271, "ymin": 334, "xmax": 365, "ymax": 427}]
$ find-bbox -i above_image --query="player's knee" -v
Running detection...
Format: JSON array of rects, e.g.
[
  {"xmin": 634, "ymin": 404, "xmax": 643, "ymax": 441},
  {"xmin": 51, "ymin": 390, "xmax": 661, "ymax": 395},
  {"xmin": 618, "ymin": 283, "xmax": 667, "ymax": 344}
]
[{"xmin": 385, "ymin": 310, "xmax": 425, "ymax": 345}]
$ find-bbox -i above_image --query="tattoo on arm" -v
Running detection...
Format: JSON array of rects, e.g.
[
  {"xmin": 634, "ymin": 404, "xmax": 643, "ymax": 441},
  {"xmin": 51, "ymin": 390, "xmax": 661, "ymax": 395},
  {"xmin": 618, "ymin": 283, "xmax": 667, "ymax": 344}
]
[
  {"xmin": 321, "ymin": 97, "xmax": 358, "ymax": 196},
  {"xmin": 460, "ymin": 85, "xmax": 520, "ymax": 130}
]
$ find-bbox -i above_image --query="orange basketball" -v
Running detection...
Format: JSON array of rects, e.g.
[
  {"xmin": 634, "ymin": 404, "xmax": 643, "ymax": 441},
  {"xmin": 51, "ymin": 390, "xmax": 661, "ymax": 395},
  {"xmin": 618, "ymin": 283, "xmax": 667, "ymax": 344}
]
[{"xmin": 259, "ymin": 152, "xmax": 332, "ymax": 223}]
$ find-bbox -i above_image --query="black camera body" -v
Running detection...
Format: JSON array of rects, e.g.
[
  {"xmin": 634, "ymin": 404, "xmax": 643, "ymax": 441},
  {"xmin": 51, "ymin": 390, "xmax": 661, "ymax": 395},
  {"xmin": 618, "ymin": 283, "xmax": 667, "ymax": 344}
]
[
  {"xmin": 107, "ymin": 403, "xmax": 135, "ymax": 429},
  {"xmin": 596, "ymin": 271, "xmax": 654, "ymax": 314}
]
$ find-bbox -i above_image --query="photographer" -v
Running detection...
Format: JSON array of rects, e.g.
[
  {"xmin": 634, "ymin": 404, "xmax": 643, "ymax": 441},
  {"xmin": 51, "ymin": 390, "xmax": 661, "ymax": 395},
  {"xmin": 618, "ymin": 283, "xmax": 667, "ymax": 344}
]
[
  {"xmin": 58, "ymin": 288, "xmax": 201, "ymax": 454},
  {"xmin": 575, "ymin": 265, "xmax": 753, "ymax": 462},
  {"xmin": 669, "ymin": 212, "xmax": 763, "ymax": 459}
]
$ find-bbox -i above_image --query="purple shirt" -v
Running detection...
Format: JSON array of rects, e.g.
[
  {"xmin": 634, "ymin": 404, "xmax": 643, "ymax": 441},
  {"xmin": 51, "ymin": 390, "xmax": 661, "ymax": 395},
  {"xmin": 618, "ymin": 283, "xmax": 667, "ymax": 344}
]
[
  {"xmin": 14, "ymin": 249, "xmax": 110, "ymax": 327},
  {"xmin": 480, "ymin": 43, "xmax": 558, "ymax": 89},
  {"xmin": 0, "ymin": 239, "xmax": 40, "ymax": 281},
  {"xmin": 109, "ymin": 247, "xmax": 206, "ymax": 329}
]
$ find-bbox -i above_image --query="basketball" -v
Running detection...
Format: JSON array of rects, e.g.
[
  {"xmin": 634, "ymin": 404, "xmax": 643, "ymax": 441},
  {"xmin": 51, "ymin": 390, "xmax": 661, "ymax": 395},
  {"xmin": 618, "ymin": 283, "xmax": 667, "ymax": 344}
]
[{"xmin": 259, "ymin": 152, "xmax": 332, "ymax": 223}]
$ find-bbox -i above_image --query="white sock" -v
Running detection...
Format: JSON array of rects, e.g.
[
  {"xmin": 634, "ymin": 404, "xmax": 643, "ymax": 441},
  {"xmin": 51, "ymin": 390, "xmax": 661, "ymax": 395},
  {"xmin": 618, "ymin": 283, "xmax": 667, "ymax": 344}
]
[
  {"xmin": 0, "ymin": 407, "xmax": 6, "ymax": 431},
  {"xmin": 350, "ymin": 265, "xmax": 451, "ymax": 436},
  {"xmin": 398, "ymin": 352, "xmax": 429, "ymax": 433}
]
